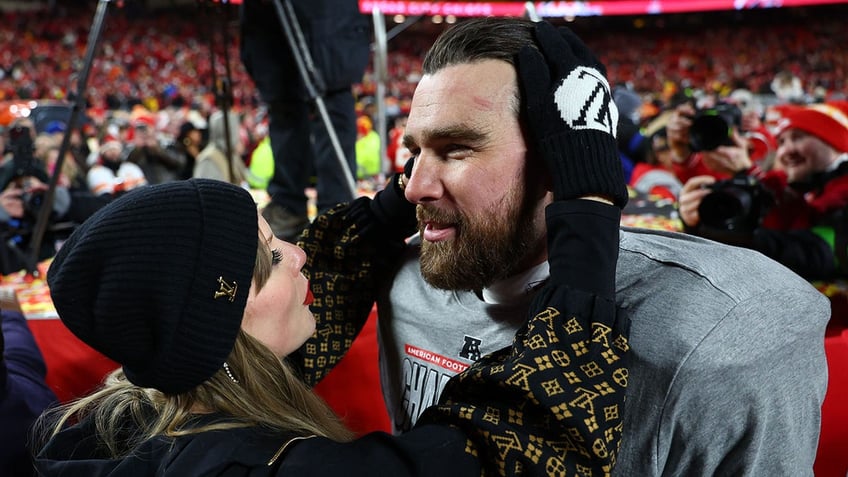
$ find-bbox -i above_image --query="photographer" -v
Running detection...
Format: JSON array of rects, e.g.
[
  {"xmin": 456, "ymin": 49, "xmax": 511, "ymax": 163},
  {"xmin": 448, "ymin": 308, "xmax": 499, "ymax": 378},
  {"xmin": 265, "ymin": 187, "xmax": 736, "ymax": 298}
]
[
  {"xmin": 0, "ymin": 120, "xmax": 72, "ymax": 274},
  {"xmin": 679, "ymin": 102, "xmax": 848, "ymax": 280},
  {"xmin": 666, "ymin": 97, "xmax": 774, "ymax": 183},
  {"xmin": 124, "ymin": 115, "xmax": 185, "ymax": 185}
]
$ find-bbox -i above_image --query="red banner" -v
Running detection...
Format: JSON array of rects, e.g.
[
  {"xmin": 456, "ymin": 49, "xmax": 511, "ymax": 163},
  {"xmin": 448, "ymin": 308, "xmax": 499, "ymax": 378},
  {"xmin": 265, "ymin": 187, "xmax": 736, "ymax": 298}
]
[{"xmin": 360, "ymin": 0, "xmax": 848, "ymax": 16}]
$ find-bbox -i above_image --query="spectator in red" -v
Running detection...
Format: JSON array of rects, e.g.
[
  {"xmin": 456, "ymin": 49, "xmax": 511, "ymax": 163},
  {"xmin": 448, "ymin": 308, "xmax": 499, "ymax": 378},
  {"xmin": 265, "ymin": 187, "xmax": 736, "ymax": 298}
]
[
  {"xmin": 678, "ymin": 102, "xmax": 848, "ymax": 279},
  {"xmin": 386, "ymin": 114, "xmax": 410, "ymax": 174},
  {"xmin": 629, "ymin": 126, "xmax": 683, "ymax": 202}
]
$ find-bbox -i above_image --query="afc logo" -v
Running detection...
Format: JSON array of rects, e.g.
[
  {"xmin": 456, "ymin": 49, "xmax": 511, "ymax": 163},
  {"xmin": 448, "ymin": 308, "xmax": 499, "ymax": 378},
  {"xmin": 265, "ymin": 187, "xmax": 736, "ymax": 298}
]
[{"xmin": 459, "ymin": 335, "xmax": 482, "ymax": 361}]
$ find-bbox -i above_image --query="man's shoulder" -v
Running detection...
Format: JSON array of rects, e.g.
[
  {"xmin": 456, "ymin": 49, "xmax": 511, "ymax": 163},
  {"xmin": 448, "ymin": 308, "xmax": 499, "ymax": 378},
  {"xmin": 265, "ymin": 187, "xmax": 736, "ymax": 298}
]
[
  {"xmin": 619, "ymin": 227, "xmax": 813, "ymax": 286},
  {"xmin": 618, "ymin": 227, "xmax": 828, "ymax": 324},
  {"xmin": 195, "ymin": 145, "xmax": 222, "ymax": 162}
]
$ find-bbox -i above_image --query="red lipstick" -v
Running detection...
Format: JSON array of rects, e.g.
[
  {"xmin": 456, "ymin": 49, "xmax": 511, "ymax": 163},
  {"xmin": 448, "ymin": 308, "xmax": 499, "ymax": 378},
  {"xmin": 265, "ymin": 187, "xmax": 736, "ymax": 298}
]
[{"xmin": 304, "ymin": 283, "xmax": 314, "ymax": 306}]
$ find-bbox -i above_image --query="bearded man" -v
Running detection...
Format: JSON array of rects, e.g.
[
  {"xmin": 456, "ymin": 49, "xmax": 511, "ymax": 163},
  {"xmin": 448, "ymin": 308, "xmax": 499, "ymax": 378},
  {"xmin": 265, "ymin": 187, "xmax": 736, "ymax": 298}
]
[{"xmin": 299, "ymin": 18, "xmax": 830, "ymax": 476}]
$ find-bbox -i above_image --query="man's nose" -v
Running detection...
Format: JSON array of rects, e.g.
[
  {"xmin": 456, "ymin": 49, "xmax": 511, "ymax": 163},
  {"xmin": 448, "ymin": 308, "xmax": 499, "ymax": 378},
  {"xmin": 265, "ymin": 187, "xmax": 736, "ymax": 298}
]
[{"xmin": 403, "ymin": 155, "xmax": 444, "ymax": 204}]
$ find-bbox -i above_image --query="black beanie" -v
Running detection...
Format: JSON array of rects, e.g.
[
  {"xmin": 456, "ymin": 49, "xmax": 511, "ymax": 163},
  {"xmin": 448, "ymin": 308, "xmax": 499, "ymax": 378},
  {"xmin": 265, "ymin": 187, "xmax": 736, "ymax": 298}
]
[{"xmin": 47, "ymin": 179, "xmax": 259, "ymax": 394}]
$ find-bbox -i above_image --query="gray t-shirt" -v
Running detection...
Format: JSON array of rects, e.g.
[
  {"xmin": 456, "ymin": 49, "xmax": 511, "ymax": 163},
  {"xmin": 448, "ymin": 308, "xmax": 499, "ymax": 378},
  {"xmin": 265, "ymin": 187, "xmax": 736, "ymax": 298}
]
[{"xmin": 377, "ymin": 227, "xmax": 830, "ymax": 476}]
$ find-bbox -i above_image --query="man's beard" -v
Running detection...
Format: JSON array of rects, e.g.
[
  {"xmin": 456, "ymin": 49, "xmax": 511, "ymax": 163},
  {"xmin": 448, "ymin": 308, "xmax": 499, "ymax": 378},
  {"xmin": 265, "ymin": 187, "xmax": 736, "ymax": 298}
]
[{"xmin": 417, "ymin": 184, "xmax": 541, "ymax": 291}]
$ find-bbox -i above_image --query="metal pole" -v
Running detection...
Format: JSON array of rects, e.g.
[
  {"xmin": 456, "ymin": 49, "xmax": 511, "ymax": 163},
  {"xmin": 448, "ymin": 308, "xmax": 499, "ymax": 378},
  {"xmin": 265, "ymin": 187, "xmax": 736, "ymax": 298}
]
[
  {"xmin": 271, "ymin": 0, "xmax": 357, "ymax": 198},
  {"xmin": 26, "ymin": 0, "xmax": 113, "ymax": 278},
  {"xmin": 218, "ymin": 5, "xmax": 237, "ymax": 185},
  {"xmin": 203, "ymin": 1, "xmax": 237, "ymax": 185},
  {"xmin": 371, "ymin": 7, "xmax": 388, "ymax": 180},
  {"xmin": 385, "ymin": 14, "xmax": 421, "ymax": 43},
  {"xmin": 524, "ymin": 2, "xmax": 541, "ymax": 21}
]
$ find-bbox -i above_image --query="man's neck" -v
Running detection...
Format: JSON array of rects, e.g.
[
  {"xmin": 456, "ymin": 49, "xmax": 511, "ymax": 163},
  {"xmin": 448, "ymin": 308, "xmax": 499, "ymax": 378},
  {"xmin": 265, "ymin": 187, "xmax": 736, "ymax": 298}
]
[{"xmin": 481, "ymin": 261, "xmax": 550, "ymax": 304}]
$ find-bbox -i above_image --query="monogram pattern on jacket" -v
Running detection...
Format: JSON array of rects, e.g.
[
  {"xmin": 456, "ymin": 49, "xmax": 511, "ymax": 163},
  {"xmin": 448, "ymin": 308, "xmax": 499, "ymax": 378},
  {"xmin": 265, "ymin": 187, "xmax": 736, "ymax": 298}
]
[
  {"xmin": 297, "ymin": 200, "xmax": 630, "ymax": 476},
  {"xmin": 297, "ymin": 203, "xmax": 385, "ymax": 386},
  {"xmin": 420, "ymin": 294, "xmax": 629, "ymax": 476}
]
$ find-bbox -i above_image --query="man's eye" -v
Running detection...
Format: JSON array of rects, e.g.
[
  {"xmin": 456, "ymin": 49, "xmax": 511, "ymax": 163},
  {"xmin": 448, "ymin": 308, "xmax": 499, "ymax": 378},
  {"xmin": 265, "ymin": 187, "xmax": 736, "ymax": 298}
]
[{"xmin": 446, "ymin": 145, "xmax": 472, "ymax": 158}]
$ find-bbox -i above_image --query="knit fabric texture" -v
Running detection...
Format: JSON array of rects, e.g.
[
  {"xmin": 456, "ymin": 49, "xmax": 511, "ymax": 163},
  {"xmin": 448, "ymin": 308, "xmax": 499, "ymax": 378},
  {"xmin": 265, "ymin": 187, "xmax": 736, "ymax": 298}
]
[
  {"xmin": 516, "ymin": 22, "xmax": 628, "ymax": 208},
  {"xmin": 539, "ymin": 129, "xmax": 628, "ymax": 207},
  {"xmin": 47, "ymin": 179, "xmax": 259, "ymax": 394}
]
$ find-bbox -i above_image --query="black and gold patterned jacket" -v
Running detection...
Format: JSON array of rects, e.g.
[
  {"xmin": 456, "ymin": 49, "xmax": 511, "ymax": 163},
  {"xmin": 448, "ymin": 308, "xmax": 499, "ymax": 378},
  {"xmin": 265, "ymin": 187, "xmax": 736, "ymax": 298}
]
[{"xmin": 296, "ymin": 179, "xmax": 630, "ymax": 477}]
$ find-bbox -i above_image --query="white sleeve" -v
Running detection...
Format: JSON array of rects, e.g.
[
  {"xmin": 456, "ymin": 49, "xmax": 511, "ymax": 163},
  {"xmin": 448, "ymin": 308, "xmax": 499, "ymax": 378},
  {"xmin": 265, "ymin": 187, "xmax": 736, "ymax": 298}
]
[{"xmin": 86, "ymin": 166, "xmax": 115, "ymax": 195}]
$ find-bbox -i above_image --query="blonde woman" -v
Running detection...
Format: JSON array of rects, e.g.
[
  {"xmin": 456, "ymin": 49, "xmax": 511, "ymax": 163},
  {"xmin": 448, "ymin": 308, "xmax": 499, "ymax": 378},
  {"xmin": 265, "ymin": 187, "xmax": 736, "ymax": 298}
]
[{"xmin": 36, "ymin": 177, "xmax": 627, "ymax": 476}]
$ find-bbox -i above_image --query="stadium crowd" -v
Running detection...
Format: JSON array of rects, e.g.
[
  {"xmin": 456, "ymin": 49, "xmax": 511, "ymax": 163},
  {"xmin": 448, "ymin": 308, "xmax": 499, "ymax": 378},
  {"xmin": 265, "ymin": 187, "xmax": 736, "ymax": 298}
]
[
  {"xmin": 1, "ymin": 3, "xmax": 847, "ymax": 274},
  {"xmin": 2, "ymin": 5, "xmax": 847, "ymax": 115}
]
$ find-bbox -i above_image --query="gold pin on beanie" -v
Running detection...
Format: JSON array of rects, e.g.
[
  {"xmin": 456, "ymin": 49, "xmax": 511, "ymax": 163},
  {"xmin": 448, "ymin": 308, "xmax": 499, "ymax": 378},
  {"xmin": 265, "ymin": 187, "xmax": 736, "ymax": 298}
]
[{"xmin": 47, "ymin": 179, "xmax": 259, "ymax": 394}]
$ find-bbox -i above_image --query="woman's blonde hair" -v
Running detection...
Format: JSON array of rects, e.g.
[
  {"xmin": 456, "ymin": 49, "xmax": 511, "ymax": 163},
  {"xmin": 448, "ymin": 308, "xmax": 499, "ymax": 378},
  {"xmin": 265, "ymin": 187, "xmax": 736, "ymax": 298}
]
[{"xmin": 38, "ymin": 237, "xmax": 352, "ymax": 458}]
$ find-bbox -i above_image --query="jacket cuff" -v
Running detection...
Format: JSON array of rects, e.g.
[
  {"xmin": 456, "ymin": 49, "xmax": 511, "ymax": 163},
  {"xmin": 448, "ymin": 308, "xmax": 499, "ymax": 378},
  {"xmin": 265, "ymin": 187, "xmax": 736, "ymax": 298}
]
[{"xmin": 546, "ymin": 199, "xmax": 620, "ymax": 297}]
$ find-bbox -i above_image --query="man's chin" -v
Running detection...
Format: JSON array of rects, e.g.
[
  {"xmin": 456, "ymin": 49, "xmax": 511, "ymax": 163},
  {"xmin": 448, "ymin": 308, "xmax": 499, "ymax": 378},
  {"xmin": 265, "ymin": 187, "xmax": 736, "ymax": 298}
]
[
  {"xmin": 420, "ymin": 268, "xmax": 478, "ymax": 292},
  {"xmin": 422, "ymin": 246, "xmax": 507, "ymax": 291},
  {"xmin": 785, "ymin": 169, "xmax": 806, "ymax": 184}
]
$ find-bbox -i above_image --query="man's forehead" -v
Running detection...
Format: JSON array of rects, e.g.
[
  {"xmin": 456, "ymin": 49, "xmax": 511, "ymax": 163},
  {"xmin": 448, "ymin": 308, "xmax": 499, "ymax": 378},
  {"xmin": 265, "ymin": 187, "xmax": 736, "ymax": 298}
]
[
  {"xmin": 416, "ymin": 60, "xmax": 516, "ymax": 97},
  {"xmin": 405, "ymin": 61, "xmax": 517, "ymax": 143},
  {"xmin": 779, "ymin": 127, "xmax": 811, "ymax": 140}
]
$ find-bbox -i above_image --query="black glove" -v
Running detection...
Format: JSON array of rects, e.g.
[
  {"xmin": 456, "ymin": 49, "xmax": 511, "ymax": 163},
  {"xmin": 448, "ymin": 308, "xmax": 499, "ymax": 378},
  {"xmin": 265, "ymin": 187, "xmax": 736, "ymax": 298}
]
[
  {"xmin": 370, "ymin": 156, "xmax": 417, "ymax": 239},
  {"xmin": 517, "ymin": 21, "xmax": 628, "ymax": 208}
]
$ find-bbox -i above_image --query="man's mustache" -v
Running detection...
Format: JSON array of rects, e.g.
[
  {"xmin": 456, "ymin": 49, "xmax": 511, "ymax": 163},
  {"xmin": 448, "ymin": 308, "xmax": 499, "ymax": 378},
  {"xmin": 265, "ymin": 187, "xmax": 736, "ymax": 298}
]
[{"xmin": 416, "ymin": 205, "xmax": 464, "ymax": 225}]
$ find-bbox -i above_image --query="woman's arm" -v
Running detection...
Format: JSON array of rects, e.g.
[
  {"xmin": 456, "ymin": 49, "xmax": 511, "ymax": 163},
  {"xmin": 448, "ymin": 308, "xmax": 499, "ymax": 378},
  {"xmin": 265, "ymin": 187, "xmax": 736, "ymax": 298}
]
[{"xmin": 295, "ymin": 174, "xmax": 416, "ymax": 385}]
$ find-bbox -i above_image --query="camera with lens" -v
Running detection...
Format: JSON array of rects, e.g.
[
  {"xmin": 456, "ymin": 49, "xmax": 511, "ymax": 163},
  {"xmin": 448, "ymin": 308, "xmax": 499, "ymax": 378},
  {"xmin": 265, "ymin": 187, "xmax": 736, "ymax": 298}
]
[
  {"xmin": 6, "ymin": 125, "xmax": 49, "ymax": 221},
  {"xmin": 698, "ymin": 174, "xmax": 772, "ymax": 234},
  {"xmin": 689, "ymin": 103, "xmax": 743, "ymax": 152},
  {"xmin": 9, "ymin": 125, "xmax": 36, "ymax": 177}
]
